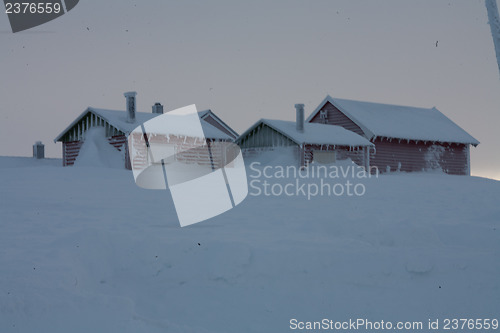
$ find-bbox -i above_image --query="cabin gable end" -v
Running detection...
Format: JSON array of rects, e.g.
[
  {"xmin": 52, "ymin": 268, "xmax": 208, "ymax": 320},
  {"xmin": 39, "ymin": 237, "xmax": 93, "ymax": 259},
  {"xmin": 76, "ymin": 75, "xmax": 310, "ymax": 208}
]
[{"xmin": 309, "ymin": 101, "xmax": 365, "ymax": 137}]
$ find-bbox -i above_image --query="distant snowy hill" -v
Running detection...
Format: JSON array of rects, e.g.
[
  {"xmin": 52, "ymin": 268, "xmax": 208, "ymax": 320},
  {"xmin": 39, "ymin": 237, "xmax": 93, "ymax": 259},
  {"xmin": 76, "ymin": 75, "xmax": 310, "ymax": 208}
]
[
  {"xmin": 0, "ymin": 156, "xmax": 498, "ymax": 333},
  {"xmin": 0, "ymin": 156, "xmax": 61, "ymax": 169}
]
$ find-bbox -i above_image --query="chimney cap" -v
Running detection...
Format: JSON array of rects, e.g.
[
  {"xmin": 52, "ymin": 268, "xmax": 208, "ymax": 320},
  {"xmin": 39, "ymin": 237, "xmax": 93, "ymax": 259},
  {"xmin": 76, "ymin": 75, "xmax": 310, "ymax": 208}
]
[
  {"xmin": 152, "ymin": 102, "xmax": 164, "ymax": 114},
  {"xmin": 124, "ymin": 91, "xmax": 137, "ymax": 98}
]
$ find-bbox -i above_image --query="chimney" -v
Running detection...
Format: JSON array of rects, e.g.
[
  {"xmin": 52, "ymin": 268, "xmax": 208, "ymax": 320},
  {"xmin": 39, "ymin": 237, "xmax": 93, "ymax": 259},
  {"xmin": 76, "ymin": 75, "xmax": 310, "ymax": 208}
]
[
  {"xmin": 33, "ymin": 141, "xmax": 44, "ymax": 159},
  {"xmin": 295, "ymin": 104, "xmax": 305, "ymax": 132},
  {"xmin": 152, "ymin": 102, "xmax": 164, "ymax": 114},
  {"xmin": 124, "ymin": 91, "xmax": 137, "ymax": 123}
]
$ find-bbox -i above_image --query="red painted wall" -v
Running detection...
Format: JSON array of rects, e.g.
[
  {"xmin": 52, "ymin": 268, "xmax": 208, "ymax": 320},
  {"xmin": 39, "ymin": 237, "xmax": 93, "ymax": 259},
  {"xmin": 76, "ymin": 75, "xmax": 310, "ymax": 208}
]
[
  {"xmin": 371, "ymin": 138, "xmax": 468, "ymax": 175},
  {"xmin": 309, "ymin": 101, "xmax": 365, "ymax": 135},
  {"xmin": 62, "ymin": 140, "xmax": 83, "ymax": 166}
]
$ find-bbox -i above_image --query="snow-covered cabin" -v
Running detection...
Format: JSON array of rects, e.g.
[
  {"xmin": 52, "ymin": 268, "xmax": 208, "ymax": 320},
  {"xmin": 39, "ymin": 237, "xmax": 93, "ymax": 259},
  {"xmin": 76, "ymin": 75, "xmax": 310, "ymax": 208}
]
[
  {"xmin": 236, "ymin": 104, "xmax": 374, "ymax": 168},
  {"xmin": 307, "ymin": 96, "xmax": 480, "ymax": 175},
  {"xmin": 54, "ymin": 93, "xmax": 238, "ymax": 169}
]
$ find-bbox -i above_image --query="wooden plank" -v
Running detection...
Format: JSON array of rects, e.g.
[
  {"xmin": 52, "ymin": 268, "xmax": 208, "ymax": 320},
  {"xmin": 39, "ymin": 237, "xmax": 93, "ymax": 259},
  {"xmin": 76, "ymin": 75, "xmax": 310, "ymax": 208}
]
[
  {"xmin": 370, "ymin": 139, "xmax": 468, "ymax": 175},
  {"xmin": 309, "ymin": 101, "xmax": 365, "ymax": 136}
]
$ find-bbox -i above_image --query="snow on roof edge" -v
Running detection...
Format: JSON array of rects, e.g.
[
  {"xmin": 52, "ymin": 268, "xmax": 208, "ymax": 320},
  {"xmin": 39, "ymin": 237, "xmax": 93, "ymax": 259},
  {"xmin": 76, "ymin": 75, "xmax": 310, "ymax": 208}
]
[
  {"xmin": 200, "ymin": 110, "xmax": 239, "ymax": 138},
  {"xmin": 306, "ymin": 95, "xmax": 480, "ymax": 145},
  {"xmin": 54, "ymin": 107, "xmax": 93, "ymax": 143},
  {"xmin": 236, "ymin": 118, "xmax": 374, "ymax": 147},
  {"xmin": 305, "ymin": 95, "xmax": 374, "ymax": 139},
  {"xmin": 54, "ymin": 107, "xmax": 234, "ymax": 142}
]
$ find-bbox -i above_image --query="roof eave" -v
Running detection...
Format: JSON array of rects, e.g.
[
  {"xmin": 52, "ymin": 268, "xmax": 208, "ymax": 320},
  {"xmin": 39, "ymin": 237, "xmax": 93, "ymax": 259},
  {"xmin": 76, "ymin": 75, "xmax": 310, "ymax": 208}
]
[
  {"xmin": 327, "ymin": 97, "xmax": 375, "ymax": 139},
  {"xmin": 235, "ymin": 119, "xmax": 264, "ymax": 145},
  {"xmin": 54, "ymin": 107, "xmax": 133, "ymax": 143},
  {"xmin": 200, "ymin": 109, "xmax": 239, "ymax": 138},
  {"xmin": 305, "ymin": 95, "xmax": 375, "ymax": 139},
  {"xmin": 53, "ymin": 107, "xmax": 93, "ymax": 143},
  {"xmin": 370, "ymin": 134, "xmax": 480, "ymax": 146},
  {"xmin": 90, "ymin": 108, "xmax": 131, "ymax": 135},
  {"xmin": 303, "ymin": 141, "xmax": 375, "ymax": 147},
  {"xmin": 235, "ymin": 119, "xmax": 302, "ymax": 146}
]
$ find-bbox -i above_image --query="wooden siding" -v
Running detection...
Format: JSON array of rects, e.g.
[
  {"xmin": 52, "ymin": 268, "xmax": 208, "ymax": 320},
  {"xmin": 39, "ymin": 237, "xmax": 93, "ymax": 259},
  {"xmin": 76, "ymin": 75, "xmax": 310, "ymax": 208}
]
[
  {"xmin": 370, "ymin": 138, "xmax": 468, "ymax": 175},
  {"xmin": 176, "ymin": 139, "xmax": 227, "ymax": 168},
  {"xmin": 309, "ymin": 101, "xmax": 365, "ymax": 136},
  {"xmin": 128, "ymin": 131, "xmax": 230, "ymax": 171},
  {"xmin": 203, "ymin": 114, "xmax": 237, "ymax": 139},
  {"xmin": 238, "ymin": 123, "xmax": 296, "ymax": 149},
  {"xmin": 108, "ymin": 134, "xmax": 127, "ymax": 151},
  {"xmin": 62, "ymin": 140, "xmax": 83, "ymax": 166}
]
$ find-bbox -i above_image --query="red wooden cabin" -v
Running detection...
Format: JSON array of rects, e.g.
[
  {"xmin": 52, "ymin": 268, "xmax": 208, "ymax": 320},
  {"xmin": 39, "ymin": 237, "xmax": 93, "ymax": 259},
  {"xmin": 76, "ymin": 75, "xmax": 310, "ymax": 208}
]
[
  {"xmin": 307, "ymin": 96, "xmax": 479, "ymax": 175},
  {"xmin": 54, "ymin": 94, "xmax": 238, "ymax": 169}
]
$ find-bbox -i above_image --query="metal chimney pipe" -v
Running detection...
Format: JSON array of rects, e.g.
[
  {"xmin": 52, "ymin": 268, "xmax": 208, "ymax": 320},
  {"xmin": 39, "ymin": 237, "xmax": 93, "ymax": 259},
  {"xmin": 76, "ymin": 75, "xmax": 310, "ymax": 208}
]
[
  {"xmin": 152, "ymin": 102, "xmax": 164, "ymax": 114},
  {"xmin": 295, "ymin": 104, "xmax": 305, "ymax": 132},
  {"xmin": 124, "ymin": 91, "xmax": 137, "ymax": 123},
  {"xmin": 33, "ymin": 141, "xmax": 44, "ymax": 159}
]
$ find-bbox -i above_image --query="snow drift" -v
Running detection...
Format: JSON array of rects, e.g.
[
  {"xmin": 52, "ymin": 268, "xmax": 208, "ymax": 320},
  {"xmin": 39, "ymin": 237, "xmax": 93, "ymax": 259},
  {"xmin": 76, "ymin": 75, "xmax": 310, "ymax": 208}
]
[
  {"xmin": 74, "ymin": 127, "xmax": 124, "ymax": 169},
  {"xmin": 0, "ymin": 156, "xmax": 498, "ymax": 333}
]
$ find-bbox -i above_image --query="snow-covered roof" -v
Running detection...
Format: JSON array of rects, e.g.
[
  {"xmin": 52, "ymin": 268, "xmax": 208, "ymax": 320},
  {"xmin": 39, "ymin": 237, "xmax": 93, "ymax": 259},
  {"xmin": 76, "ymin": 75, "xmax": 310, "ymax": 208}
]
[
  {"xmin": 198, "ymin": 109, "xmax": 239, "ymax": 139},
  {"xmin": 54, "ymin": 108, "xmax": 234, "ymax": 142},
  {"xmin": 307, "ymin": 96, "xmax": 480, "ymax": 145},
  {"xmin": 238, "ymin": 119, "xmax": 374, "ymax": 147},
  {"xmin": 90, "ymin": 108, "xmax": 157, "ymax": 133}
]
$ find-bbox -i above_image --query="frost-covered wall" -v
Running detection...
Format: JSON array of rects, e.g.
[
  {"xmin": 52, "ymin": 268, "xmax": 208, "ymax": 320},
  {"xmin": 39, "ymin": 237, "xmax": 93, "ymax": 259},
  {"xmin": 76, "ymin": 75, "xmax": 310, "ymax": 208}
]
[
  {"xmin": 425, "ymin": 145, "xmax": 446, "ymax": 171},
  {"xmin": 370, "ymin": 138, "xmax": 469, "ymax": 175}
]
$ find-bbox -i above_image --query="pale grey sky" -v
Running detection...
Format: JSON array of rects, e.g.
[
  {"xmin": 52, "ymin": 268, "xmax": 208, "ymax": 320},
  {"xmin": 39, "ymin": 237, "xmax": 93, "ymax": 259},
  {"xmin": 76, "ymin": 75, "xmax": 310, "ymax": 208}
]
[{"xmin": 1, "ymin": 0, "xmax": 499, "ymax": 179}]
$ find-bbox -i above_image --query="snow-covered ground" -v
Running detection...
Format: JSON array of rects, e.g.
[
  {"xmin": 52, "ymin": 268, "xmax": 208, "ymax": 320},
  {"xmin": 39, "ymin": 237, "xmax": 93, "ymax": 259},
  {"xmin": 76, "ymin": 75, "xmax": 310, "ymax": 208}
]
[
  {"xmin": 0, "ymin": 156, "xmax": 61, "ymax": 169},
  {"xmin": 0, "ymin": 155, "xmax": 499, "ymax": 333}
]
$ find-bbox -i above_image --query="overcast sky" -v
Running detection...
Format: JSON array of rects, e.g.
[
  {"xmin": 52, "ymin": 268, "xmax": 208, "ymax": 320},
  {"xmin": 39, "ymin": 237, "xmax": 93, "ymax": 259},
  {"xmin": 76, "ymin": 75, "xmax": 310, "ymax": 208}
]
[{"xmin": 1, "ymin": 0, "xmax": 499, "ymax": 179}]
